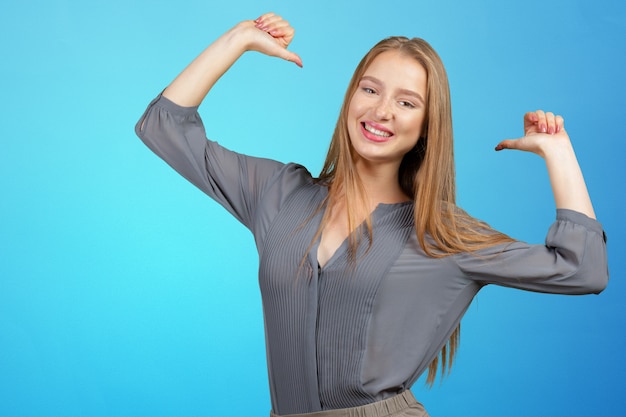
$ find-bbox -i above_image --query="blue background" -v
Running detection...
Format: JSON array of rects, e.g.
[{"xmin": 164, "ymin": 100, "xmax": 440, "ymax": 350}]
[{"xmin": 1, "ymin": 0, "xmax": 624, "ymax": 416}]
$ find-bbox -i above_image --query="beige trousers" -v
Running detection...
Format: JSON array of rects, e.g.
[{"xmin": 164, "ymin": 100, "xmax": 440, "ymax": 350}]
[{"xmin": 270, "ymin": 391, "xmax": 430, "ymax": 417}]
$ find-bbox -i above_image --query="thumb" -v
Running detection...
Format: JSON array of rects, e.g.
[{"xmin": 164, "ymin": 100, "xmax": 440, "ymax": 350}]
[
  {"xmin": 494, "ymin": 137, "xmax": 522, "ymax": 151},
  {"xmin": 278, "ymin": 49, "xmax": 303, "ymax": 68}
]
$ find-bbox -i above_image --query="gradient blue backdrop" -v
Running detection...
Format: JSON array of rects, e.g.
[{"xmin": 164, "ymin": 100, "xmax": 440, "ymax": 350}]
[{"xmin": 1, "ymin": 0, "xmax": 624, "ymax": 416}]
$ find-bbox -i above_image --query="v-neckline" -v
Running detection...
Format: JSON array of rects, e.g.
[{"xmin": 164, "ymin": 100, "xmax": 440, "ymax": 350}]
[{"xmin": 315, "ymin": 202, "xmax": 411, "ymax": 270}]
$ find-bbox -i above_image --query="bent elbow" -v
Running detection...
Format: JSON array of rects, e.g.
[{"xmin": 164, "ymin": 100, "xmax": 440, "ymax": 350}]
[
  {"xmin": 572, "ymin": 268, "xmax": 609, "ymax": 295},
  {"xmin": 589, "ymin": 272, "xmax": 609, "ymax": 295},
  {"xmin": 582, "ymin": 247, "xmax": 610, "ymax": 295}
]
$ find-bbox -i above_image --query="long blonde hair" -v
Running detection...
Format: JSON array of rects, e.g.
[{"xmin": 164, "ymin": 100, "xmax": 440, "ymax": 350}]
[{"xmin": 314, "ymin": 37, "xmax": 515, "ymax": 385}]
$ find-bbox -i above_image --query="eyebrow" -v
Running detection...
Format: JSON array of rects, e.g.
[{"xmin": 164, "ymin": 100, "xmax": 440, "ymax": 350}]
[{"xmin": 360, "ymin": 75, "xmax": 425, "ymax": 105}]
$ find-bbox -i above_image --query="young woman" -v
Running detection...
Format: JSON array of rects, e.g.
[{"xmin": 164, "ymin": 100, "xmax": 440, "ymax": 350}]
[{"xmin": 136, "ymin": 12, "xmax": 608, "ymax": 417}]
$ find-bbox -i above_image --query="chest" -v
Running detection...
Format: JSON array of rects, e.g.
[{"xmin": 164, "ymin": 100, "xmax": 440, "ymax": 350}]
[
  {"xmin": 317, "ymin": 208, "xmax": 352, "ymax": 268},
  {"xmin": 258, "ymin": 185, "xmax": 415, "ymax": 291}
]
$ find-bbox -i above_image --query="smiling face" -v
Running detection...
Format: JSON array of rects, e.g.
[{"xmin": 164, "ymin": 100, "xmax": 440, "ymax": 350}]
[{"xmin": 347, "ymin": 50, "xmax": 427, "ymax": 171}]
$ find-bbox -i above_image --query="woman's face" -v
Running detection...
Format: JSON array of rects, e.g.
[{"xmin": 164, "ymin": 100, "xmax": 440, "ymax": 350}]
[{"xmin": 347, "ymin": 50, "xmax": 427, "ymax": 170}]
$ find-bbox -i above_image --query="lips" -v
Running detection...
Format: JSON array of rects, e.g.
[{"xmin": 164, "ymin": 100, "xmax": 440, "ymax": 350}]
[{"xmin": 361, "ymin": 122, "xmax": 394, "ymax": 142}]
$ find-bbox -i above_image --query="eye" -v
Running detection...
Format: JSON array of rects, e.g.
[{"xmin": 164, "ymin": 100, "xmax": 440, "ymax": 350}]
[
  {"xmin": 399, "ymin": 100, "xmax": 416, "ymax": 109},
  {"xmin": 362, "ymin": 87, "xmax": 377, "ymax": 94}
]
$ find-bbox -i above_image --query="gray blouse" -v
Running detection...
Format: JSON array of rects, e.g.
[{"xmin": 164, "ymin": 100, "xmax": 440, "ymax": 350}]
[{"xmin": 136, "ymin": 94, "xmax": 609, "ymax": 415}]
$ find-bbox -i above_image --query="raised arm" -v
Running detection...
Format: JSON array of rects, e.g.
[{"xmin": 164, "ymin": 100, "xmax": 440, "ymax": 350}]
[
  {"xmin": 135, "ymin": 13, "xmax": 304, "ymax": 229},
  {"xmin": 495, "ymin": 111, "xmax": 596, "ymax": 219},
  {"xmin": 163, "ymin": 12, "xmax": 302, "ymax": 107}
]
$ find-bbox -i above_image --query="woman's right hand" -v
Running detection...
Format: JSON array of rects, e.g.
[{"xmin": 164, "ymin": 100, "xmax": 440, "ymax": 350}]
[
  {"xmin": 163, "ymin": 12, "xmax": 301, "ymax": 106},
  {"xmin": 237, "ymin": 12, "xmax": 302, "ymax": 67}
]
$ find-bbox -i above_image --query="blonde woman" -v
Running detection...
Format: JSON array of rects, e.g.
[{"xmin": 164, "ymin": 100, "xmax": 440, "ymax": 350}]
[{"xmin": 136, "ymin": 13, "xmax": 608, "ymax": 417}]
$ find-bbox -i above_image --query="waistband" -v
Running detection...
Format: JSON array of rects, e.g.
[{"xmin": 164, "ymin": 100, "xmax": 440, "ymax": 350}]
[{"xmin": 270, "ymin": 391, "xmax": 427, "ymax": 417}]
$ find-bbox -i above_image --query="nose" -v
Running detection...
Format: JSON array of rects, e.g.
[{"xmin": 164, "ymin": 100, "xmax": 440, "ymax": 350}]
[{"xmin": 374, "ymin": 97, "xmax": 392, "ymax": 120}]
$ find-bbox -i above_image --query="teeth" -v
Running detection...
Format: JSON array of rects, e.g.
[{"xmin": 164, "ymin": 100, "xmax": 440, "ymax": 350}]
[{"xmin": 364, "ymin": 123, "xmax": 391, "ymax": 137}]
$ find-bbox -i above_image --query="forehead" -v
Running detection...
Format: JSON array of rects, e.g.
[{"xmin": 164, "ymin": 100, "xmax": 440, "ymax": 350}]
[{"xmin": 362, "ymin": 50, "xmax": 427, "ymax": 92}]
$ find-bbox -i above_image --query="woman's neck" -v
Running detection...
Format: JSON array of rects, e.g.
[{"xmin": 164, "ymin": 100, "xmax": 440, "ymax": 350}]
[{"xmin": 354, "ymin": 160, "xmax": 410, "ymax": 205}]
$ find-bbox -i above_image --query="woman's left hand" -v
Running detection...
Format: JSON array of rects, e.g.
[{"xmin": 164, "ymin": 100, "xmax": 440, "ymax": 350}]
[
  {"xmin": 495, "ymin": 109, "xmax": 596, "ymax": 219},
  {"xmin": 495, "ymin": 110, "xmax": 569, "ymax": 159}
]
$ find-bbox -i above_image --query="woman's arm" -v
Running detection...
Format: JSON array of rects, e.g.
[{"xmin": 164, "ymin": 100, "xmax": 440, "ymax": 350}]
[
  {"xmin": 163, "ymin": 12, "xmax": 302, "ymax": 107},
  {"xmin": 135, "ymin": 13, "xmax": 303, "ymax": 228},
  {"xmin": 495, "ymin": 110, "xmax": 596, "ymax": 219}
]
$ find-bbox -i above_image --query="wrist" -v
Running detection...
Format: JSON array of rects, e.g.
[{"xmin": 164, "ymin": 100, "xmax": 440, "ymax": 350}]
[
  {"xmin": 541, "ymin": 136, "xmax": 575, "ymax": 164},
  {"xmin": 224, "ymin": 20, "xmax": 259, "ymax": 54}
]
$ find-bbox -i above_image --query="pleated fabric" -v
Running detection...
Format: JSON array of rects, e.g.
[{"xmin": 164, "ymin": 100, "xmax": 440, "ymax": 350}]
[{"xmin": 137, "ymin": 94, "xmax": 609, "ymax": 416}]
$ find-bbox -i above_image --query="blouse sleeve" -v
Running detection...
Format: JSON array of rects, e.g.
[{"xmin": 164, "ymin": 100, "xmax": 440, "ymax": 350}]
[
  {"xmin": 454, "ymin": 209, "xmax": 609, "ymax": 294},
  {"xmin": 135, "ymin": 94, "xmax": 290, "ymax": 231}
]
